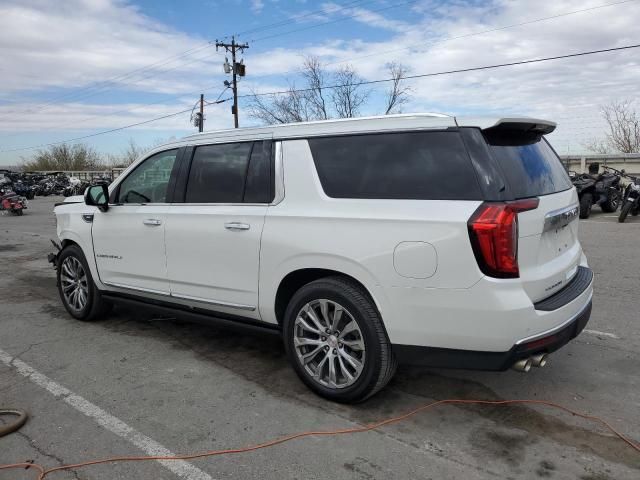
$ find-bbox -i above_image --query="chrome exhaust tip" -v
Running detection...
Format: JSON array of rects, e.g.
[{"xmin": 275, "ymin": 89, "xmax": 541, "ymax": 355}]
[
  {"xmin": 512, "ymin": 358, "xmax": 532, "ymax": 372},
  {"xmin": 530, "ymin": 353, "xmax": 548, "ymax": 368}
]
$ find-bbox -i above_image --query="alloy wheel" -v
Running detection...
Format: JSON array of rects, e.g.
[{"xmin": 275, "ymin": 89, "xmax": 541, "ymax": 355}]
[
  {"xmin": 60, "ymin": 256, "xmax": 89, "ymax": 312},
  {"xmin": 293, "ymin": 299, "xmax": 366, "ymax": 389}
]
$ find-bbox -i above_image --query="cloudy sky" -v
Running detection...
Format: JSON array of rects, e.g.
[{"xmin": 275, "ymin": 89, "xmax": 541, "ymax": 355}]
[{"xmin": 0, "ymin": 0, "xmax": 639, "ymax": 165}]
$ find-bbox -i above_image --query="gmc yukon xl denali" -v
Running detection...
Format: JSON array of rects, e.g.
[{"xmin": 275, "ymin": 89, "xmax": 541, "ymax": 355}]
[{"xmin": 51, "ymin": 114, "xmax": 593, "ymax": 403}]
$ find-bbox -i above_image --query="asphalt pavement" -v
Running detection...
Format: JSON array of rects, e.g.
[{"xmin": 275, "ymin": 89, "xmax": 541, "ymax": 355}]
[{"xmin": 0, "ymin": 197, "xmax": 638, "ymax": 480}]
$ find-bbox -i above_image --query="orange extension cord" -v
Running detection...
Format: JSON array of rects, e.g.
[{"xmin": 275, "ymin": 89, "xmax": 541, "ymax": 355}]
[{"xmin": 1, "ymin": 398, "xmax": 638, "ymax": 480}]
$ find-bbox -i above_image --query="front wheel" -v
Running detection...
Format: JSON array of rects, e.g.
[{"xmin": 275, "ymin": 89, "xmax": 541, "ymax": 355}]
[
  {"xmin": 57, "ymin": 245, "xmax": 112, "ymax": 321},
  {"xmin": 579, "ymin": 193, "xmax": 593, "ymax": 219},
  {"xmin": 283, "ymin": 276, "xmax": 396, "ymax": 403},
  {"xmin": 619, "ymin": 201, "xmax": 633, "ymax": 223}
]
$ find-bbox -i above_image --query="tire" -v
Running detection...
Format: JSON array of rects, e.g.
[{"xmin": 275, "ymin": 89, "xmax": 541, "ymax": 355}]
[
  {"xmin": 601, "ymin": 190, "xmax": 620, "ymax": 212},
  {"xmin": 283, "ymin": 276, "xmax": 397, "ymax": 403},
  {"xmin": 619, "ymin": 201, "xmax": 632, "ymax": 223},
  {"xmin": 579, "ymin": 193, "xmax": 593, "ymax": 219},
  {"xmin": 57, "ymin": 245, "xmax": 112, "ymax": 321},
  {"xmin": 15, "ymin": 209, "xmax": 23, "ymax": 216}
]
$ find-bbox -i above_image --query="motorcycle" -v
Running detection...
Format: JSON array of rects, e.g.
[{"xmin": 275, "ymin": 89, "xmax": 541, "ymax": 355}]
[
  {"xmin": 12, "ymin": 180, "xmax": 36, "ymax": 200},
  {"xmin": 0, "ymin": 189, "xmax": 27, "ymax": 216},
  {"xmin": 618, "ymin": 173, "xmax": 640, "ymax": 223},
  {"xmin": 572, "ymin": 165, "xmax": 623, "ymax": 218}
]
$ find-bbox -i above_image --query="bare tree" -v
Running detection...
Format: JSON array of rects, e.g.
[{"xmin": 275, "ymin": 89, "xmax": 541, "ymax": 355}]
[
  {"xmin": 384, "ymin": 62, "xmax": 411, "ymax": 114},
  {"xmin": 248, "ymin": 83, "xmax": 314, "ymax": 124},
  {"xmin": 301, "ymin": 56, "xmax": 329, "ymax": 120},
  {"xmin": 104, "ymin": 139, "xmax": 158, "ymax": 168},
  {"xmin": 331, "ymin": 65, "xmax": 369, "ymax": 118},
  {"xmin": 585, "ymin": 99, "xmax": 640, "ymax": 154},
  {"xmin": 248, "ymin": 55, "xmax": 372, "ymax": 124}
]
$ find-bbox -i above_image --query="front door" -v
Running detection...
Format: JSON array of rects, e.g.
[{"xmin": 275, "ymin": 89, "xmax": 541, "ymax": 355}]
[
  {"xmin": 165, "ymin": 140, "xmax": 273, "ymax": 318},
  {"xmin": 92, "ymin": 149, "xmax": 180, "ymax": 295}
]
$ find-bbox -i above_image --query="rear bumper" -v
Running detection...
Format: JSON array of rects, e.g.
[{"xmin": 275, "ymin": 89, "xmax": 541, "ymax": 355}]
[{"xmin": 393, "ymin": 299, "xmax": 592, "ymax": 370}]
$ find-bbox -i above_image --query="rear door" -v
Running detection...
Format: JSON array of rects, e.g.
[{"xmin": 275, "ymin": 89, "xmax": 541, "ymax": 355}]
[
  {"xmin": 482, "ymin": 128, "xmax": 580, "ymax": 303},
  {"xmin": 165, "ymin": 140, "xmax": 273, "ymax": 319}
]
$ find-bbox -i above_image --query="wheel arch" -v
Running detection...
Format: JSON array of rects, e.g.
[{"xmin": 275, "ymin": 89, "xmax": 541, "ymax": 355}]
[
  {"xmin": 57, "ymin": 230, "xmax": 104, "ymax": 290},
  {"xmin": 272, "ymin": 268, "xmax": 383, "ymax": 326}
]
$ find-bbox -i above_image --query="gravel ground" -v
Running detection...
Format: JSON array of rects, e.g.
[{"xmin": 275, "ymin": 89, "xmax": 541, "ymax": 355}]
[{"xmin": 0, "ymin": 197, "xmax": 638, "ymax": 480}]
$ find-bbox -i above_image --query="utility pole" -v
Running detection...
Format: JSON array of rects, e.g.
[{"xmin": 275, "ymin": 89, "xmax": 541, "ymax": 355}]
[
  {"xmin": 199, "ymin": 94, "xmax": 204, "ymax": 133},
  {"xmin": 216, "ymin": 36, "xmax": 248, "ymax": 128}
]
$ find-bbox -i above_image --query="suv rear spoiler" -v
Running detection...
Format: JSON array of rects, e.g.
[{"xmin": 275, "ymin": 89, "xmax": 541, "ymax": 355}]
[
  {"xmin": 485, "ymin": 118, "xmax": 556, "ymax": 135},
  {"xmin": 479, "ymin": 118, "xmax": 557, "ymax": 146}
]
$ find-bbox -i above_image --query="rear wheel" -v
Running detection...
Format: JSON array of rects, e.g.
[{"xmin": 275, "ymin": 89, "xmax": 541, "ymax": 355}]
[
  {"xmin": 602, "ymin": 190, "xmax": 620, "ymax": 212},
  {"xmin": 283, "ymin": 276, "xmax": 396, "ymax": 403},
  {"xmin": 579, "ymin": 193, "xmax": 593, "ymax": 219},
  {"xmin": 57, "ymin": 245, "xmax": 112, "ymax": 321},
  {"xmin": 619, "ymin": 201, "xmax": 633, "ymax": 223}
]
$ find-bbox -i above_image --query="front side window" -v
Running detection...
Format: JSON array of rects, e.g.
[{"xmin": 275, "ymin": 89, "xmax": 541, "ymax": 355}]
[{"xmin": 118, "ymin": 149, "xmax": 178, "ymax": 203}]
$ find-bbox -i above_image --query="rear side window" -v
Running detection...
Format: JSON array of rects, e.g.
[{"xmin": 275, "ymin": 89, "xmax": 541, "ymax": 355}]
[
  {"xmin": 185, "ymin": 141, "xmax": 273, "ymax": 203},
  {"xmin": 487, "ymin": 138, "xmax": 571, "ymax": 199},
  {"xmin": 308, "ymin": 131, "xmax": 482, "ymax": 200}
]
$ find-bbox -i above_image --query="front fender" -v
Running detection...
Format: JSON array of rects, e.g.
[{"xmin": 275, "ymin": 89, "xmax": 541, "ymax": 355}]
[{"xmin": 57, "ymin": 229, "xmax": 103, "ymax": 290}]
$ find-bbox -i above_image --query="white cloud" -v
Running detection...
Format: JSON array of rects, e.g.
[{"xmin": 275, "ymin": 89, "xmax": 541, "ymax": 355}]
[{"xmin": 251, "ymin": 0, "xmax": 265, "ymax": 14}]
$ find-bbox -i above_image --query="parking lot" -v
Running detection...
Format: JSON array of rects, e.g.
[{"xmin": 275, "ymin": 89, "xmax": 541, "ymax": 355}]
[{"xmin": 1, "ymin": 197, "xmax": 638, "ymax": 479}]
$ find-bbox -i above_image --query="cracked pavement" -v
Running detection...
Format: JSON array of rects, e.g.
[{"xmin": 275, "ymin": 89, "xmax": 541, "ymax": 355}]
[{"xmin": 0, "ymin": 197, "xmax": 639, "ymax": 480}]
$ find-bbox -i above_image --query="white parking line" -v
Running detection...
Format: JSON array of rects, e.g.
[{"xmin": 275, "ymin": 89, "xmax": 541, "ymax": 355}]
[
  {"xmin": 581, "ymin": 220, "xmax": 640, "ymax": 226},
  {"xmin": 584, "ymin": 329, "xmax": 620, "ymax": 339},
  {"xmin": 0, "ymin": 347, "xmax": 213, "ymax": 480}
]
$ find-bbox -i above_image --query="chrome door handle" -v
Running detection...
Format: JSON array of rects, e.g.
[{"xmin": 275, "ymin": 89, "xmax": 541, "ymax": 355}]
[
  {"xmin": 224, "ymin": 222, "xmax": 250, "ymax": 231},
  {"xmin": 143, "ymin": 219, "xmax": 162, "ymax": 226}
]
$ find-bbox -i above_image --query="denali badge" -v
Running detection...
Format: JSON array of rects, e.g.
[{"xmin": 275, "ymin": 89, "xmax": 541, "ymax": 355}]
[
  {"xmin": 543, "ymin": 204, "xmax": 579, "ymax": 232},
  {"xmin": 545, "ymin": 280, "xmax": 563, "ymax": 292},
  {"xmin": 96, "ymin": 254, "xmax": 122, "ymax": 260}
]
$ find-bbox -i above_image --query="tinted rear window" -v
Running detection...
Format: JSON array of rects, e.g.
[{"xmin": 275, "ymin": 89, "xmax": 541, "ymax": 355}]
[
  {"xmin": 488, "ymin": 139, "xmax": 571, "ymax": 199},
  {"xmin": 308, "ymin": 131, "xmax": 482, "ymax": 200}
]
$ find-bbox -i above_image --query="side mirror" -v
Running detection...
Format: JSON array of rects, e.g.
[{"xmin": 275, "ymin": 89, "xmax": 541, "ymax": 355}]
[{"xmin": 85, "ymin": 184, "xmax": 109, "ymax": 212}]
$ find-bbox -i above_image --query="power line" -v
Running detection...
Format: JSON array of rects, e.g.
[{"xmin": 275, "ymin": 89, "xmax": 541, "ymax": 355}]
[
  {"xmin": 250, "ymin": 0, "xmax": 418, "ymax": 43},
  {"xmin": 248, "ymin": 0, "xmax": 638, "ymax": 82},
  {"xmin": 0, "ymin": 104, "xmax": 230, "ymax": 153},
  {"xmin": 3, "ymin": 42, "xmax": 638, "ymax": 153},
  {"xmin": 0, "ymin": 83, "xmax": 233, "ymax": 140},
  {"xmin": 241, "ymin": 43, "xmax": 640, "ymax": 98},
  {"xmin": 320, "ymin": 0, "xmax": 640, "ymax": 71},
  {"xmin": 0, "ymin": 49, "xmax": 219, "ymax": 122},
  {"xmin": 229, "ymin": 0, "xmax": 373, "ymax": 39},
  {"xmin": 5, "ymin": 43, "xmax": 214, "ymax": 112},
  {"xmin": 5, "ymin": 1, "xmax": 376, "ymax": 115}
]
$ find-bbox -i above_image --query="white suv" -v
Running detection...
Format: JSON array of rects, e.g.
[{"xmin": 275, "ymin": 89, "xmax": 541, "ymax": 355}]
[{"xmin": 51, "ymin": 114, "xmax": 593, "ymax": 403}]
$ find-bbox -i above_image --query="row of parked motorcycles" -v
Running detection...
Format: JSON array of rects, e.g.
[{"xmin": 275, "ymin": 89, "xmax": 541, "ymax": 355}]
[
  {"xmin": 0, "ymin": 170, "xmax": 112, "ymax": 216},
  {"xmin": 569, "ymin": 164, "xmax": 640, "ymax": 223}
]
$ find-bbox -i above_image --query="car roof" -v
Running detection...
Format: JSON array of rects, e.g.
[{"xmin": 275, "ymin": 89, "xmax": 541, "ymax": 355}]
[
  {"xmin": 124, "ymin": 113, "xmax": 556, "ymax": 176},
  {"xmin": 152, "ymin": 113, "xmax": 554, "ymax": 150}
]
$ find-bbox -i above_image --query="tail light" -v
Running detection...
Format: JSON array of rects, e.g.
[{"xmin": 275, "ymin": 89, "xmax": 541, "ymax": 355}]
[{"xmin": 468, "ymin": 199, "xmax": 539, "ymax": 278}]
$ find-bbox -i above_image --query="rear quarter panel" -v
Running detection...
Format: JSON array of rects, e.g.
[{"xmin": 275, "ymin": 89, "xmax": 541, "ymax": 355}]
[{"xmin": 258, "ymin": 139, "xmax": 483, "ymax": 325}]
